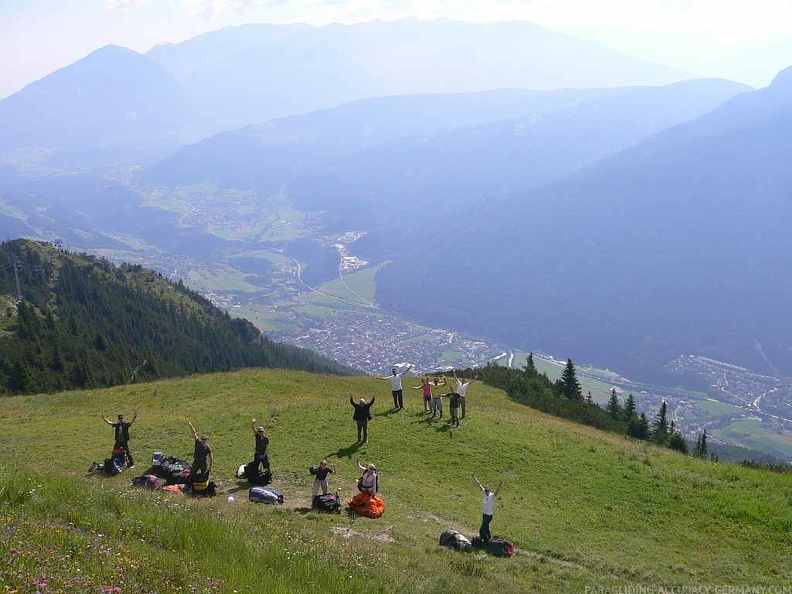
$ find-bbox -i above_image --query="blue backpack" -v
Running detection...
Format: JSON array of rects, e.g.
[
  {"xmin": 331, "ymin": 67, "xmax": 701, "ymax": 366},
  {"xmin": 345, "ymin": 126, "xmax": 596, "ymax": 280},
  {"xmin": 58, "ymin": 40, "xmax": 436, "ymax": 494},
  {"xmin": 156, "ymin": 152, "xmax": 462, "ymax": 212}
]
[{"xmin": 249, "ymin": 486, "xmax": 283, "ymax": 504}]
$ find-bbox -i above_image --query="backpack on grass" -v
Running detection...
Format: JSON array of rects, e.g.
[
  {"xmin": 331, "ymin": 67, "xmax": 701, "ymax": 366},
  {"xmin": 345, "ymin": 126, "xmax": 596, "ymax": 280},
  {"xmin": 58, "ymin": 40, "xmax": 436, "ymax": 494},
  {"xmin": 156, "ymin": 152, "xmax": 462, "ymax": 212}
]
[
  {"xmin": 486, "ymin": 537, "xmax": 514, "ymax": 558},
  {"xmin": 439, "ymin": 530, "xmax": 472, "ymax": 552},
  {"xmin": 237, "ymin": 461, "xmax": 272, "ymax": 485},
  {"xmin": 131, "ymin": 474, "xmax": 164, "ymax": 490},
  {"xmin": 249, "ymin": 486, "xmax": 283, "ymax": 504},
  {"xmin": 312, "ymin": 492, "xmax": 341, "ymax": 513}
]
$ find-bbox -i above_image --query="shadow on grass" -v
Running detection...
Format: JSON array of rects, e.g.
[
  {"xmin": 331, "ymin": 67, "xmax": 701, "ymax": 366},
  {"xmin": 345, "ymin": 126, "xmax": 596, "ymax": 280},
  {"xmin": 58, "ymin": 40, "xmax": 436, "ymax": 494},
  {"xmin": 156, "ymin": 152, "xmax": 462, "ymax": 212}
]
[
  {"xmin": 226, "ymin": 480, "xmax": 252, "ymax": 494},
  {"xmin": 328, "ymin": 442, "xmax": 363, "ymax": 459}
]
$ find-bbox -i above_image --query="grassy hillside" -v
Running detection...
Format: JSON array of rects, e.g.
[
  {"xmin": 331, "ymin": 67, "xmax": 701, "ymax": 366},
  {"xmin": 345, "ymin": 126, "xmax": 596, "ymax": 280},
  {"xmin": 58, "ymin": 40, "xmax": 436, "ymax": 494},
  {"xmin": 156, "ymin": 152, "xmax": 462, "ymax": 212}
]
[{"xmin": 1, "ymin": 369, "xmax": 789, "ymax": 593}]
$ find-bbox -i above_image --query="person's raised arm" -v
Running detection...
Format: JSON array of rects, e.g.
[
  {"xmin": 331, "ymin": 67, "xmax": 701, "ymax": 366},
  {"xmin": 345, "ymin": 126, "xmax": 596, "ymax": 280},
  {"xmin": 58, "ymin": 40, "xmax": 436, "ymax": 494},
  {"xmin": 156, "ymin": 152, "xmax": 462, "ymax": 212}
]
[
  {"xmin": 494, "ymin": 480, "xmax": 503, "ymax": 497},
  {"xmin": 357, "ymin": 458, "xmax": 366, "ymax": 472},
  {"xmin": 251, "ymin": 417, "xmax": 257, "ymax": 435},
  {"xmin": 129, "ymin": 410, "xmax": 138, "ymax": 426},
  {"xmin": 349, "ymin": 394, "xmax": 355, "ymax": 406},
  {"xmin": 472, "ymin": 472, "xmax": 484, "ymax": 491},
  {"xmin": 100, "ymin": 413, "xmax": 112, "ymax": 425},
  {"xmin": 188, "ymin": 421, "xmax": 198, "ymax": 440}
]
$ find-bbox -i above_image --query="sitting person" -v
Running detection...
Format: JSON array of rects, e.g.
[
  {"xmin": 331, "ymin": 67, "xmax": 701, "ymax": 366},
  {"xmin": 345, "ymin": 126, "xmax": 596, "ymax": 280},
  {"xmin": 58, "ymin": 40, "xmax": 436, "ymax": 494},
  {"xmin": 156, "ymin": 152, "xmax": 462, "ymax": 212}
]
[{"xmin": 356, "ymin": 458, "xmax": 379, "ymax": 495}]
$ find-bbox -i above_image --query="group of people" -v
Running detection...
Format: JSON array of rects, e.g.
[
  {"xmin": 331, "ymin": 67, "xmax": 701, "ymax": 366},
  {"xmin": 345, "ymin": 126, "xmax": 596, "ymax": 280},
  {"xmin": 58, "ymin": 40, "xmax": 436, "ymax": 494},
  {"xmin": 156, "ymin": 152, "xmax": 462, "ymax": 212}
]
[
  {"xmin": 349, "ymin": 370, "xmax": 476, "ymax": 443},
  {"xmin": 98, "ymin": 367, "xmax": 503, "ymax": 541}
]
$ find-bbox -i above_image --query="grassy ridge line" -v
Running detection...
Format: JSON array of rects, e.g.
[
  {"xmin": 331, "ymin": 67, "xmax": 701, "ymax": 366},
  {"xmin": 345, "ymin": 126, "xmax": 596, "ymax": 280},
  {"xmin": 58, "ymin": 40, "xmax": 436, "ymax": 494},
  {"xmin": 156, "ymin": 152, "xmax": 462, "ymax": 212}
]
[{"xmin": 1, "ymin": 369, "xmax": 790, "ymax": 593}]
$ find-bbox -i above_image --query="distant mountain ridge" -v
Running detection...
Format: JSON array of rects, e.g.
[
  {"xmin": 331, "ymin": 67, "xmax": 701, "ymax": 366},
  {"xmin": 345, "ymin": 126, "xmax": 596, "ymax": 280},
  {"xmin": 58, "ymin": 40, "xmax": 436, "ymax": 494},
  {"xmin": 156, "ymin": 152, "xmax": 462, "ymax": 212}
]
[
  {"xmin": 0, "ymin": 239, "xmax": 353, "ymax": 395},
  {"xmin": 144, "ymin": 18, "xmax": 698, "ymax": 131},
  {"xmin": 140, "ymin": 78, "xmax": 750, "ymax": 257},
  {"xmin": 0, "ymin": 45, "xmax": 198, "ymax": 168},
  {"xmin": 0, "ymin": 18, "xmax": 702, "ymax": 170},
  {"xmin": 376, "ymin": 65, "xmax": 792, "ymax": 381}
]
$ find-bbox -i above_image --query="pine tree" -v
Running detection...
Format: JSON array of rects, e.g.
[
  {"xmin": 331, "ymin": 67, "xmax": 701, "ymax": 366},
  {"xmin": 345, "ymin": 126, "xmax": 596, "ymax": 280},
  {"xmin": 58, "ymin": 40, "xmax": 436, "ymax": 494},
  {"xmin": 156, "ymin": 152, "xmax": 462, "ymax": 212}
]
[
  {"xmin": 585, "ymin": 390, "xmax": 594, "ymax": 405},
  {"xmin": 652, "ymin": 401, "xmax": 670, "ymax": 445},
  {"xmin": 560, "ymin": 359, "xmax": 583, "ymax": 401},
  {"xmin": 668, "ymin": 431, "xmax": 688, "ymax": 454},
  {"xmin": 524, "ymin": 352, "xmax": 537, "ymax": 376},
  {"xmin": 637, "ymin": 413, "xmax": 650, "ymax": 440},
  {"xmin": 622, "ymin": 393, "xmax": 636, "ymax": 421},
  {"xmin": 606, "ymin": 388, "xmax": 621, "ymax": 419},
  {"xmin": 694, "ymin": 430, "xmax": 708, "ymax": 458}
]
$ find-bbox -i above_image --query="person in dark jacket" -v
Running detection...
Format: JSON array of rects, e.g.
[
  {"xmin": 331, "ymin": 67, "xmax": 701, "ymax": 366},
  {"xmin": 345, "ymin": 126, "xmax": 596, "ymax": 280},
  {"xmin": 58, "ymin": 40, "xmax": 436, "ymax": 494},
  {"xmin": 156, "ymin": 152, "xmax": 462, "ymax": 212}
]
[
  {"xmin": 251, "ymin": 418, "xmax": 270, "ymax": 473},
  {"xmin": 350, "ymin": 394, "xmax": 375, "ymax": 444},
  {"xmin": 188, "ymin": 421, "xmax": 214, "ymax": 480},
  {"xmin": 101, "ymin": 411, "xmax": 137, "ymax": 467}
]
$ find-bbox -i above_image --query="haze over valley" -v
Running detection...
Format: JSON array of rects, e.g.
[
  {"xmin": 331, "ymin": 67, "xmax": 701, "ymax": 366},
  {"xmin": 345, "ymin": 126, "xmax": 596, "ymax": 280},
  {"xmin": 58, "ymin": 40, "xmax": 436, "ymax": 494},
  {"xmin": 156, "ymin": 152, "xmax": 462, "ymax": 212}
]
[{"xmin": 1, "ymin": 15, "xmax": 791, "ymax": 461}]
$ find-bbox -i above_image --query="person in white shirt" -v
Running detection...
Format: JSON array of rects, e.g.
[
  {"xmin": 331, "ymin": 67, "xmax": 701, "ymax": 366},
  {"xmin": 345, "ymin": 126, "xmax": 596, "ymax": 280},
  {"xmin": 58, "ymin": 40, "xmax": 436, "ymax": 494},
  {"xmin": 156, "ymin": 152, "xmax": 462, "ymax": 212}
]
[
  {"xmin": 378, "ymin": 364, "xmax": 414, "ymax": 410},
  {"xmin": 454, "ymin": 371, "xmax": 474, "ymax": 418},
  {"xmin": 473, "ymin": 472, "xmax": 502, "ymax": 542}
]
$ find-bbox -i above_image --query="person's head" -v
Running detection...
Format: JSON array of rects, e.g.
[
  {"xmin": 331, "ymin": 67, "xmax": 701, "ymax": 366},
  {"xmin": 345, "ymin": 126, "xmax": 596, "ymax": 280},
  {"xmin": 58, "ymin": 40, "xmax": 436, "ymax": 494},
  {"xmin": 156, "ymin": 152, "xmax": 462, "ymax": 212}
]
[
  {"xmin": 117, "ymin": 414, "xmax": 124, "ymax": 421},
  {"xmin": 483, "ymin": 485, "xmax": 491, "ymax": 495},
  {"xmin": 256, "ymin": 426, "xmax": 265, "ymax": 436},
  {"xmin": 319, "ymin": 459, "xmax": 327, "ymax": 468},
  {"xmin": 359, "ymin": 398, "xmax": 365, "ymax": 405},
  {"xmin": 391, "ymin": 368, "xmax": 397, "ymax": 375},
  {"xmin": 200, "ymin": 434, "xmax": 208, "ymax": 443},
  {"xmin": 367, "ymin": 463, "xmax": 376, "ymax": 473}
]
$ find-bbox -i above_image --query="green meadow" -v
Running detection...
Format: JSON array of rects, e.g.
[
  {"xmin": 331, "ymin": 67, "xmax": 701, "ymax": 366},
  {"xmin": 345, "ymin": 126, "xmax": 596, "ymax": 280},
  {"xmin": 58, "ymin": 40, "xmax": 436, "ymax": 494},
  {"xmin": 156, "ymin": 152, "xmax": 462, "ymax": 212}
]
[{"xmin": 1, "ymin": 369, "xmax": 789, "ymax": 593}]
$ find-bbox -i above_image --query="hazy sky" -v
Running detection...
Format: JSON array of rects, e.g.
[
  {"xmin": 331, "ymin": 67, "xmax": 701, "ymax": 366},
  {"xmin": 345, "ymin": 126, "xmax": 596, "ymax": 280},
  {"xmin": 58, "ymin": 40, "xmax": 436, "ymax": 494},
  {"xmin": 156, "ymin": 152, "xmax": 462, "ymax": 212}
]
[{"xmin": 2, "ymin": 0, "xmax": 792, "ymax": 98}]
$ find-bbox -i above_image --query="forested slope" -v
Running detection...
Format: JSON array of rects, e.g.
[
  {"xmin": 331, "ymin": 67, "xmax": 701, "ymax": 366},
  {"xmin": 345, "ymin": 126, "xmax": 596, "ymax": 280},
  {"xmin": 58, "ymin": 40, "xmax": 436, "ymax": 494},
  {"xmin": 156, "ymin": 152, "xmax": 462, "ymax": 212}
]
[{"xmin": 0, "ymin": 239, "xmax": 353, "ymax": 394}]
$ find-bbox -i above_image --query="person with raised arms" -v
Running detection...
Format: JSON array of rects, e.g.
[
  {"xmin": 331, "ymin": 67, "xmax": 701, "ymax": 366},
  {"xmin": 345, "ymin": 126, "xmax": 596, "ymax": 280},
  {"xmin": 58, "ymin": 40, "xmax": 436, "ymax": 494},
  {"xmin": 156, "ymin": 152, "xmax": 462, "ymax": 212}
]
[
  {"xmin": 378, "ymin": 364, "xmax": 414, "ymax": 410},
  {"xmin": 188, "ymin": 421, "xmax": 214, "ymax": 480},
  {"xmin": 100, "ymin": 410, "xmax": 137, "ymax": 468},
  {"xmin": 251, "ymin": 418, "xmax": 270, "ymax": 473},
  {"xmin": 453, "ymin": 371, "xmax": 475, "ymax": 419},
  {"xmin": 473, "ymin": 473, "xmax": 503, "ymax": 542},
  {"xmin": 349, "ymin": 394, "xmax": 375, "ymax": 444}
]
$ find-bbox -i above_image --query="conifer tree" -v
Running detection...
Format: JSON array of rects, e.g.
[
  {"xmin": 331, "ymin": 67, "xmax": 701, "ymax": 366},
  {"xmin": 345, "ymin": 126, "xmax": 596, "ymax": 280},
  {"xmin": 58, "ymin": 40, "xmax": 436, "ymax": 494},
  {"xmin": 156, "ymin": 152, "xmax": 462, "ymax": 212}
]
[
  {"xmin": 652, "ymin": 401, "xmax": 670, "ymax": 445},
  {"xmin": 637, "ymin": 413, "xmax": 650, "ymax": 440},
  {"xmin": 622, "ymin": 393, "xmax": 636, "ymax": 421},
  {"xmin": 668, "ymin": 431, "xmax": 688, "ymax": 454},
  {"xmin": 585, "ymin": 390, "xmax": 594, "ymax": 405},
  {"xmin": 606, "ymin": 388, "xmax": 621, "ymax": 419},
  {"xmin": 525, "ymin": 352, "xmax": 537, "ymax": 376},
  {"xmin": 694, "ymin": 430, "xmax": 708, "ymax": 458},
  {"xmin": 560, "ymin": 359, "xmax": 583, "ymax": 401}
]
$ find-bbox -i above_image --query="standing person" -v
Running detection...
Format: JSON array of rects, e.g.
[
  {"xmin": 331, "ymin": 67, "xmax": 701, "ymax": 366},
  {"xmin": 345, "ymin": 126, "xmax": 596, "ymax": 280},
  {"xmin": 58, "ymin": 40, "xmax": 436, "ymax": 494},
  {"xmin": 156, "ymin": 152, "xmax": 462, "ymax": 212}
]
[
  {"xmin": 473, "ymin": 473, "xmax": 502, "ymax": 542},
  {"xmin": 350, "ymin": 394, "xmax": 375, "ymax": 444},
  {"xmin": 356, "ymin": 458, "xmax": 379, "ymax": 495},
  {"xmin": 453, "ymin": 371, "xmax": 474, "ymax": 419},
  {"xmin": 188, "ymin": 421, "xmax": 214, "ymax": 479},
  {"xmin": 251, "ymin": 418, "xmax": 270, "ymax": 473},
  {"xmin": 100, "ymin": 411, "xmax": 137, "ymax": 467},
  {"xmin": 412, "ymin": 377, "xmax": 433, "ymax": 412},
  {"xmin": 311, "ymin": 459, "xmax": 335, "ymax": 499},
  {"xmin": 378, "ymin": 364, "xmax": 414, "ymax": 410},
  {"xmin": 446, "ymin": 390, "xmax": 462, "ymax": 427},
  {"xmin": 430, "ymin": 393, "xmax": 444, "ymax": 420}
]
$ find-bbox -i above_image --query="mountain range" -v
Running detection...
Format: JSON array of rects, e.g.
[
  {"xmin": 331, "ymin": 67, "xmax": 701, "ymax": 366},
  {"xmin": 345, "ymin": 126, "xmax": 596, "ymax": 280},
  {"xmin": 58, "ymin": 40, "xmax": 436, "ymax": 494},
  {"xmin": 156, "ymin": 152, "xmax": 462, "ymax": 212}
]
[
  {"xmin": 377, "ymin": 66, "xmax": 792, "ymax": 381},
  {"xmin": 140, "ymin": 78, "xmax": 749, "ymax": 245},
  {"xmin": 0, "ymin": 19, "xmax": 698, "ymax": 169}
]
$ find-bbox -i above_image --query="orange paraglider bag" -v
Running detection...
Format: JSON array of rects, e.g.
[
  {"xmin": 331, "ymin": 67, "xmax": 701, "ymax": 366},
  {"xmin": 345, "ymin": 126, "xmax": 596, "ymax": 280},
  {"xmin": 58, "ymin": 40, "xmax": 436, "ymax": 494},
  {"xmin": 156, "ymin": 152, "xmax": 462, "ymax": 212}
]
[{"xmin": 346, "ymin": 492, "xmax": 385, "ymax": 518}]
